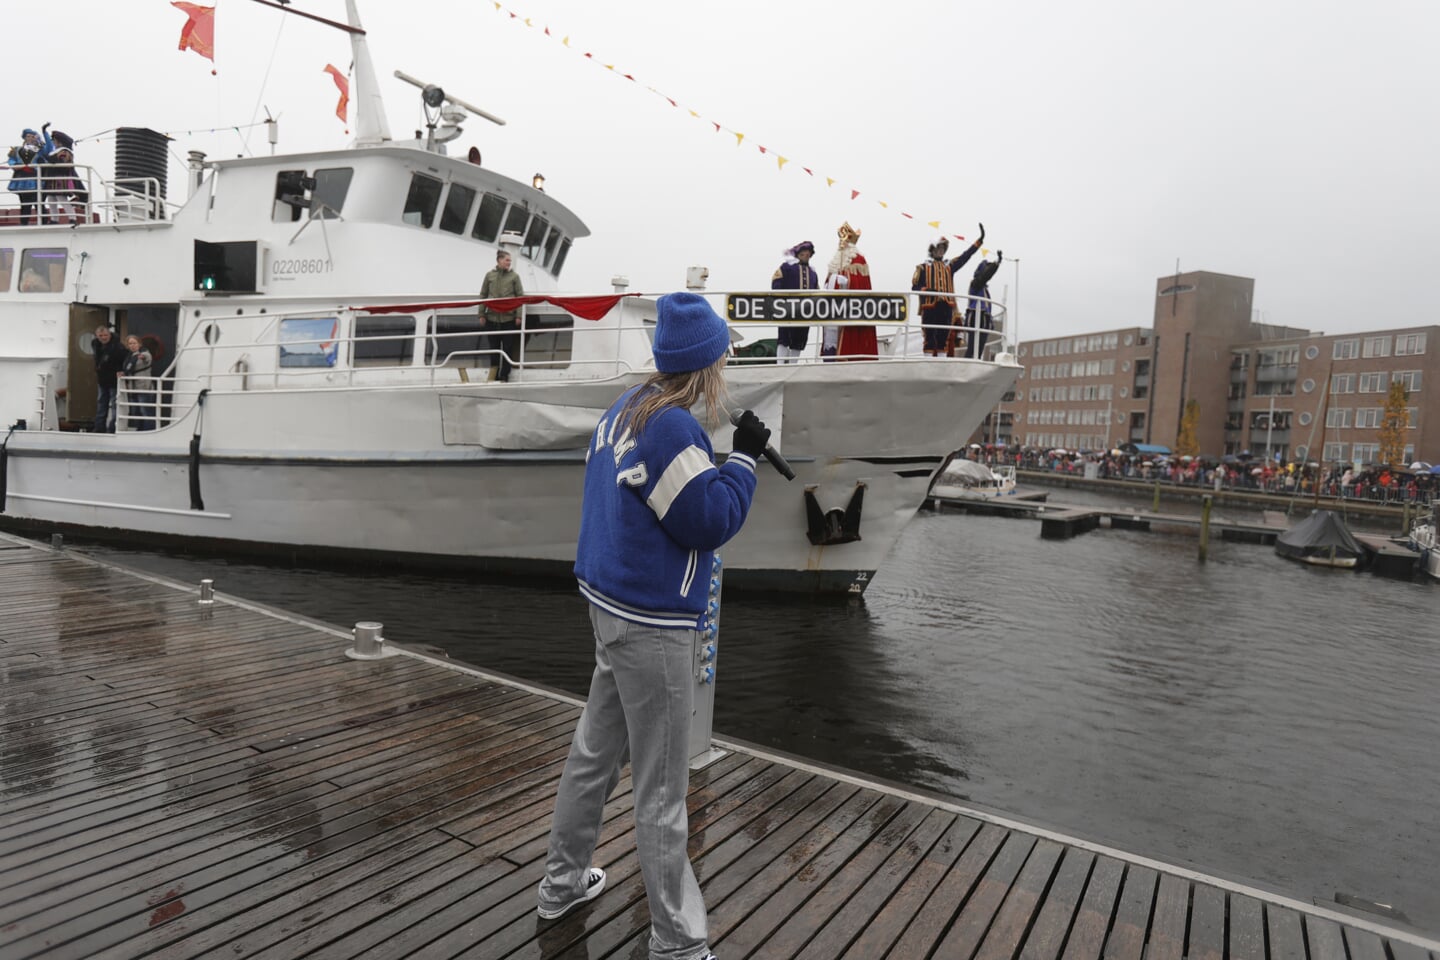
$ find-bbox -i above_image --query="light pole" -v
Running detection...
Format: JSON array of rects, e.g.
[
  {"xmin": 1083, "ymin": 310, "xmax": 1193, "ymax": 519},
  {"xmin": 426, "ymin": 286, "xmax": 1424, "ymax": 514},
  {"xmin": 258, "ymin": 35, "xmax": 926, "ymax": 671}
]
[
  {"xmin": 1011, "ymin": 257, "xmax": 1021, "ymax": 351},
  {"xmin": 1266, "ymin": 394, "xmax": 1275, "ymax": 461}
]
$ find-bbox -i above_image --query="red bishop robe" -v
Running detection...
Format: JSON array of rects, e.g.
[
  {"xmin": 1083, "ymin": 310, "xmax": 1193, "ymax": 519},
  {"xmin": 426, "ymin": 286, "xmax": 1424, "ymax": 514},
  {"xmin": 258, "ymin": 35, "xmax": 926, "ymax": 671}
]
[{"xmin": 832, "ymin": 250, "xmax": 878, "ymax": 359}]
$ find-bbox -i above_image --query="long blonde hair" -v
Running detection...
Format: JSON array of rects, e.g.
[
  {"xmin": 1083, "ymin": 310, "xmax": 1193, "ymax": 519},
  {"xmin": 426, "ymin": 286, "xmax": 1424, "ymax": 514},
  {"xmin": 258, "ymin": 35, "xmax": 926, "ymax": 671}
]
[{"xmin": 618, "ymin": 354, "xmax": 729, "ymax": 436}]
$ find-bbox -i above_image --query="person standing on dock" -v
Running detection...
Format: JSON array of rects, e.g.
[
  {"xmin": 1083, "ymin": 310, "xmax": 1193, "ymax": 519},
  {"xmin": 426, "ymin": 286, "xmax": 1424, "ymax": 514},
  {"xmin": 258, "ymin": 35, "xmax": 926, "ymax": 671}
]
[
  {"xmin": 478, "ymin": 249, "xmax": 524, "ymax": 381},
  {"xmin": 771, "ymin": 239, "xmax": 817, "ymax": 362},
  {"xmin": 538, "ymin": 292, "xmax": 770, "ymax": 960},
  {"xmin": 90, "ymin": 325, "xmax": 127, "ymax": 433}
]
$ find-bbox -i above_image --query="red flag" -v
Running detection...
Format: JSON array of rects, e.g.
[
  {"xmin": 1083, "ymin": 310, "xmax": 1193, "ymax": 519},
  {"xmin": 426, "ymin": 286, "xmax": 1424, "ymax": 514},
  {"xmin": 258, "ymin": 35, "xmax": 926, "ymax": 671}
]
[
  {"xmin": 172, "ymin": 2, "xmax": 215, "ymax": 62},
  {"xmin": 323, "ymin": 64, "xmax": 350, "ymax": 123}
]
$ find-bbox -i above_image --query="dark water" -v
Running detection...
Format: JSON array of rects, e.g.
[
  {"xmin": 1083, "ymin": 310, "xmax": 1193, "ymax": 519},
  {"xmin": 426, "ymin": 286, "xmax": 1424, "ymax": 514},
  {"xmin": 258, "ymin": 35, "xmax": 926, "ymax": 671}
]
[{"xmin": 67, "ymin": 490, "xmax": 1440, "ymax": 930}]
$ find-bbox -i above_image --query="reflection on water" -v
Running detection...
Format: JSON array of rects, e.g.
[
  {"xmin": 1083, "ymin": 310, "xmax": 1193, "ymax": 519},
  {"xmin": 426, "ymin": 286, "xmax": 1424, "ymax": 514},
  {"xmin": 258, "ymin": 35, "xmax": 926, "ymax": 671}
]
[{"xmin": 70, "ymin": 490, "xmax": 1440, "ymax": 930}]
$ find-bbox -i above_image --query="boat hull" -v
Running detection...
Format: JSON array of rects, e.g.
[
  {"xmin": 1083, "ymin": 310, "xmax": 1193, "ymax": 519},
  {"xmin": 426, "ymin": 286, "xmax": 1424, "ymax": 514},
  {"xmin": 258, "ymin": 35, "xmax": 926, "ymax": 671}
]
[{"xmin": 0, "ymin": 362, "xmax": 1010, "ymax": 594}]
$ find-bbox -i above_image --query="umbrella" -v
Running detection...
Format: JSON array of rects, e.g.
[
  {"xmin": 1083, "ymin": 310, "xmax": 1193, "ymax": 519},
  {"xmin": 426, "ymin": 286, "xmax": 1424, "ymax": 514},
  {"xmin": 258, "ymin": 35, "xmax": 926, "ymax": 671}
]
[
  {"xmin": 1251, "ymin": 467, "xmax": 1264, "ymax": 475},
  {"xmin": 1431, "ymin": 464, "xmax": 1440, "ymax": 475},
  {"xmin": 1051, "ymin": 448, "xmax": 1068, "ymax": 455},
  {"xmin": 1411, "ymin": 461, "xmax": 1432, "ymax": 471},
  {"xmin": 969, "ymin": 443, "xmax": 981, "ymax": 449},
  {"xmin": 1180, "ymin": 455, "xmax": 1193, "ymax": 461}
]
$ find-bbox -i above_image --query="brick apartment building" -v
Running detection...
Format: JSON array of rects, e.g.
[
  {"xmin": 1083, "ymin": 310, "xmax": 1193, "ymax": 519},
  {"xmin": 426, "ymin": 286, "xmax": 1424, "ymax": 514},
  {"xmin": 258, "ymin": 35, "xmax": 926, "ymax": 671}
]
[{"xmin": 976, "ymin": 270, "xmax": 1438, "ymax": 466}]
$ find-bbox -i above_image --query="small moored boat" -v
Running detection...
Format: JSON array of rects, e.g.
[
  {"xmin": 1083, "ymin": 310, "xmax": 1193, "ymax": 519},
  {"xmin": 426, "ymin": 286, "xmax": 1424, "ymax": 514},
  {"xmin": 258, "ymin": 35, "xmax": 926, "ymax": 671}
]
[{"xmin": 1275, "ymin": 510, "xmax": 1362, "ymax": 569}]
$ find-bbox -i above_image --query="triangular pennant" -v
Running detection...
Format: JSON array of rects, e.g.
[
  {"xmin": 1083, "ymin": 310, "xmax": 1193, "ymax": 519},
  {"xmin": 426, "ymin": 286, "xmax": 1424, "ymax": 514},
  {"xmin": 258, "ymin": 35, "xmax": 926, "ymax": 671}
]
[
  {"xmin": 493, "ymin": 1, "xmax": 500, "ymax": 8},
  {"xmin": 666, "ymin": 97, "xmax": 677, "ymax": 107},
  {"xmin": 562, "ymin": 36, "xmax": 570, "ymax": 45},
  {"xmin": 902, "ymin": 213, "xmax": 913, "ymax": 219},
  {"xmin": 878, "ymin": 201, "xmax": 888, "ymax": 208},
  {"xmin": 825, "ymin": 177, "xmax": 835, "ymax": 187},
  {"xmin": 523, "ymin": 17, "xmax": 532, "ymax": 26},
  {"xmin": 802, "ymin": 167, "xmax": 813, "ymax": 176},
  {"xmin": 734, "ymin": 132, "xmax": 744, "ymax": 146},
  {"xmin": 850, "ymin": 189, "xmax": 860, "ymax": 200},
  {"xmin": 623, "ymin": 74, "xmax": 635, "ymax": 81},
  {"xmin": 928, "ymin": 221, "xmax": 941, "ymax": 229},
  {"xmin": 544, "ymin": 26, "xmax": 550, "ymax": 35},
  {"xmin": 757, "ymin": 145, "xmax": 767, "ymax": 154},
  {"xmin": 712, "ymin": 120, "xmax": 720, "ymax": 131},
  {"xmin": 777, "ymin": 156, "xmax": 788, "ymax": 170}
]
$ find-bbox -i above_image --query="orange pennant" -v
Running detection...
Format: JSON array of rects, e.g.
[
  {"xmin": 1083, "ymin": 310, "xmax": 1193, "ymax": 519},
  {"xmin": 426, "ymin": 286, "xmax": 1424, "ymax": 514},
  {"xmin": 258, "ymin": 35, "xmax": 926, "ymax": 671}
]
[
  {"xmin": 172, "ymin": 2, "xmax": 216, "ymax": 62},
  {"xmin": 323, "ymin": 64, "xmax": 349, "ymax": 124}
]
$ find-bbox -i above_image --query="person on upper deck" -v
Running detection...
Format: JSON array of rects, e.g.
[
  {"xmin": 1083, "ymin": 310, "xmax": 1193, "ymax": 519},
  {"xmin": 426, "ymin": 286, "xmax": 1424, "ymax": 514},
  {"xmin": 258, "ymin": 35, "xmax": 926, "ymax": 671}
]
[
  {"xmin": 912, "ymin": 224, "xmax": 984, "ymax": 357},
  {"xmin": 964, "ymin": 247, "xmax": 1004, "ymax": 360},
  {"xmin": 479, "ymin": 248, "xmax": 525, "ymax": 382},
  {"xmin": 39, "ymin": 131, "xmax": 88, "ymax": 225},
  {"xmin": 91, "ymin": 325, "xmax": 127, "ymax": 433},
  {"xmin": 6, "ymin": 126, "xmax": 50, "ymax": 226},
  {"xmin": 824, "ymin": 222, "xmax": 878, "ymax": 360},
  {"xmin": 771, "ymin": 240, "xmax": 818, "ymax": 363}
]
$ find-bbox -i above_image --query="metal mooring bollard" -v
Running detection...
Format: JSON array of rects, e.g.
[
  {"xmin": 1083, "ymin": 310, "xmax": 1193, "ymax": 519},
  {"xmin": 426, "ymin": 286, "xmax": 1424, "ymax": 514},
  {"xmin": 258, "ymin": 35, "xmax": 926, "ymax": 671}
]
[
  {"xmin": 198, "ymin": 579, "xmax": 215, "ymax": 604},
  {"xmin": 346, "ymin": 620, "xmax": 398, "ymax": 660}
]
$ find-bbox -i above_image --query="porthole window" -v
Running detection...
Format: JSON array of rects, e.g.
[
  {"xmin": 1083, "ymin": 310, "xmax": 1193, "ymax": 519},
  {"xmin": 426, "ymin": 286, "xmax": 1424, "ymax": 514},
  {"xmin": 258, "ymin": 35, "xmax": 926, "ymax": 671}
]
[
  {"xmin": 1305, "ymin": 345, "xmax": 1320, "ymax": 360},
  {"xmin": 1301, "ymin": 378, "xmax": 1316, "ymax": 393},
  {"xmin": 203, "ymin": 323, "xmax": 220, "ymax": 344},
  {"xmin": 1122, "ymin": 360, "xmax": 1131, "ymax": 372},
  {"xmin": 1124, "ymin": 334, "xmax": 1134, "ymax": 346},
  {"xmin": 1018, "ymin": 345, "xmax": 1028, "ymax": 358},
  {"xmin": 1295, "ymin": 445, "xmax": 1309, "ymax": 458},
  {"xmin": 1298, "ymin": 411, "xmax": 1313, "ymax": 426},
  {"xmin": 1119, "ymin": 387, "xmax": 1129, "ymax": 398}
]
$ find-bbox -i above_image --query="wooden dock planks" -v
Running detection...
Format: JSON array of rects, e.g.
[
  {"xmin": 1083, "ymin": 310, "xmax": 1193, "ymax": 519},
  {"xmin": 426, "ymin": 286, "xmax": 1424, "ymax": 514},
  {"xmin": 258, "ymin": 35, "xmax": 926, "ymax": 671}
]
[{"xmin": 2, "ymin": 535, "xmax": 1437, "ymax": 960}]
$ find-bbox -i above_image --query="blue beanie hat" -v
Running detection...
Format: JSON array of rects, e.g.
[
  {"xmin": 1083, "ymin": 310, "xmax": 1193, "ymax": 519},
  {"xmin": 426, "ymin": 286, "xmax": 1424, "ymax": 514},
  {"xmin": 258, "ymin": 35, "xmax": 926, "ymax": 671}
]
[
  {"xmin": 652, "ymin": 292, "xmax": 730, "ymax": 373},
  {"xmin": 22, "ymin": 128, "xmax": 37, "ymax": 137}
]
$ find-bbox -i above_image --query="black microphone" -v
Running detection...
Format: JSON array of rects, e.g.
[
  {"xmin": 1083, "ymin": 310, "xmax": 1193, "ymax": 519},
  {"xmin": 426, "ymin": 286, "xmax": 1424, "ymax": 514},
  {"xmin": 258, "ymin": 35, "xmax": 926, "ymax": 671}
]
[{"xmin": 728, "ymin": 409, "xmax": 796, "ymax": 481}]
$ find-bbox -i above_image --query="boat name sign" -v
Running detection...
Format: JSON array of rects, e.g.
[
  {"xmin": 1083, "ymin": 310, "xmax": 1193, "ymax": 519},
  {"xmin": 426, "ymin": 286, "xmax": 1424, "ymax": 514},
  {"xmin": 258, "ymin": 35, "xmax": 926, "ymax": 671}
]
[{"xmin": 726, "ymin": 293, "xmax": 908, "ymax": 323}]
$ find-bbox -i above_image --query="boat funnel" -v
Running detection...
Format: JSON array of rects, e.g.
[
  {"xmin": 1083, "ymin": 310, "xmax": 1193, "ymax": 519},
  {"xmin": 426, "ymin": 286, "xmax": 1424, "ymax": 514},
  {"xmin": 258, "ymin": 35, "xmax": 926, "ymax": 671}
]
[{"xmin": 114, "ymin": 127, "xmax": 170, "ymax": 221}]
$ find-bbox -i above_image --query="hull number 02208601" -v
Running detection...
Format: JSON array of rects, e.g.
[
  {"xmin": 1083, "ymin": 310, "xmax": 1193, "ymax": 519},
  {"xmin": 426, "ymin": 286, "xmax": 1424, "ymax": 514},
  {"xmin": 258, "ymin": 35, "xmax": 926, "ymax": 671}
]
[{"xmin": 272, "ymin": 258, "xmax": 334, "ymax": 279}]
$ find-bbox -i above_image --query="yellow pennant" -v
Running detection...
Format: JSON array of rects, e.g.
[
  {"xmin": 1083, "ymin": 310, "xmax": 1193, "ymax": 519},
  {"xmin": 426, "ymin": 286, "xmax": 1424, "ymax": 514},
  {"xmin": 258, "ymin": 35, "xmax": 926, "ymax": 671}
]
[
  {"xmin": 524, "ymin": 17, "xmax": 532, "ymax": 26},
  {"xmin": 605, "ymin": 64, "xmax": 615, "ymax": 71},
  {"xmin": 689, "ymin": 109, "xmax": 699, "ymax": 117},
  {"xmin": 825, "ymin": 177, "xmax": 835, "ymax": 187},
  {"xmin": 878, "ymin": 201, "xmax": 888, "ymax": 208},
  {"xmin": 734, "ymin": 132, "xmax": 744, "ymax": 146},
  {"xmin": 493, "ymin": 1, "xmax": 500, "ymax": 8},
  {"xmin": 777, "ymin": 156, "xmax": 788, "ymax": 170},
  {"xmin": 928, "ymin": 221, "xmax": 941, "ymax": 229},
  {"xmin": 562, "ymin": 36, "xmax": 570, "ymax": 45}
]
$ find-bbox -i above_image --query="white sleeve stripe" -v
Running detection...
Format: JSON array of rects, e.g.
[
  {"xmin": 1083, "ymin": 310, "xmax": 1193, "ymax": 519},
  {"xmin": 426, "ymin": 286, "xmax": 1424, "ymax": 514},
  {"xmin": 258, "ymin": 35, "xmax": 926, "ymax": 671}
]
[
  {"xmin": 728, "ymin": 452, "xmax": 757, "ymax": 472},
  {"xmin": 646, "ymin": 444, "xmax": 715, "ymax": 521}
]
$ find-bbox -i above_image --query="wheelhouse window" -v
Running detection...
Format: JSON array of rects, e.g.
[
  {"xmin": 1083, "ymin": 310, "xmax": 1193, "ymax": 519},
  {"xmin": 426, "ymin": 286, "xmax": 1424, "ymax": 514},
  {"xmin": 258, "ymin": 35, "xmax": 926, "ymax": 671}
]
[
  {"xmin": 501, "ymin": 204, "xmax": 530, "ymax": 239},
  {"xmin": 312, "ymin": 167, "xmax": 354, "ymax": 219},
  {"xmin": 552, "ymin": 237, "xmax": 572, "ymax": 277},
  {"xmin": 19, "ymin": 248, "xmax": 66, "ymax": 292},
  {"xmin": 0, "ymin": 249, "xmax": 12, "ymax": 291},
  {"xmin": 278, "ymin": 317, "xmax": 339, "ymax": 368},
  {"xmin": 402, "ymin": 173, "xmax": 444, "ymax": 228},
  {"xmin": 542, "ymin": 229, "xmax": 562, "ymax": 268},
  {"xmin": 471, "ymin": 193, "xmax": 507, "ymax": 243},
  {"xmin": 426, "ymin": 313, "xmax": 487, "ymax": 366},
  {"xmin": 521, "ymin": 216, "xmax": 548, "ymax": 260},
  {"xmin": 273, "ymin": 169, "xmax": 310, "ymax": 222},
  {"xmin": 440, "ymin": 183, "xmax": 476, "ymax": 235},
  {"xmin": 352, "ymin": 315, "xmax": 416, "ymax": 367}
]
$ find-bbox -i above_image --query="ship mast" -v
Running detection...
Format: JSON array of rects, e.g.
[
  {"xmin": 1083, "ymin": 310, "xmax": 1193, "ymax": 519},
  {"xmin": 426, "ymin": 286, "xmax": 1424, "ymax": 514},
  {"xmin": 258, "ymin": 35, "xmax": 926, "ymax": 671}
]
[{"xmin": 344, "ymin": 0, "xmax": 392, "ymax": 146}]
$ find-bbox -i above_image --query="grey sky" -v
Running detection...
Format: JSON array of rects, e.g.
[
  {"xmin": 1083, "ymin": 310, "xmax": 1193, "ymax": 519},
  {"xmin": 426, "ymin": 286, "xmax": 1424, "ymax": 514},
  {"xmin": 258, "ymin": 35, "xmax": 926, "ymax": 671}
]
[{"xmin": 8, "ymin": 0, "xmax": 1436, "ymax": 343}]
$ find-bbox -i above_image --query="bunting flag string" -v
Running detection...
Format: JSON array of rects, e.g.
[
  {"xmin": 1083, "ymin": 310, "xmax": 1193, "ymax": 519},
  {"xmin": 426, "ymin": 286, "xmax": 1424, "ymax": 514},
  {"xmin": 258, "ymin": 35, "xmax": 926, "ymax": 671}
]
[{"xmin": 489, "ymin": 3, "xmax": 969, "ymax": 241}]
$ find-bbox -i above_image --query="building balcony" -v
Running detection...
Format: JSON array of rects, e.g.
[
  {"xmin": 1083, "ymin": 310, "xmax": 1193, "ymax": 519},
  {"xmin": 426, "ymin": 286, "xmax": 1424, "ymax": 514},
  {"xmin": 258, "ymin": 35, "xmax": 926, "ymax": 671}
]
[
  {"xmin": 1255, "ymin": 366, "xmax": 1299, "ymax": 383},
  {"xmin": 1250, "ymin": 429, "xmax": 1291, "ymax": 444}
]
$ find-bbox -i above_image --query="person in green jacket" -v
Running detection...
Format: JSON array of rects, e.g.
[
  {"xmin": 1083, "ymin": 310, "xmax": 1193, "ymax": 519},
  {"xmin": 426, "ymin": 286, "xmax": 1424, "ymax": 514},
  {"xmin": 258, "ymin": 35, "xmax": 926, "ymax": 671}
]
[{"xmin": 479, "ymin": 249, "xmax": 524, "ymax": 381}]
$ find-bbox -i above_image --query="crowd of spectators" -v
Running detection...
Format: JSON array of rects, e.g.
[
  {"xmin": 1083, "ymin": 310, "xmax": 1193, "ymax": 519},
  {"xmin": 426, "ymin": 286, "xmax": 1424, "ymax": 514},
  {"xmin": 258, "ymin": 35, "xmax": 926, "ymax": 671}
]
[{"xmin": 963, "ymin": 445, "xmax": 1439, "ymax": 505}]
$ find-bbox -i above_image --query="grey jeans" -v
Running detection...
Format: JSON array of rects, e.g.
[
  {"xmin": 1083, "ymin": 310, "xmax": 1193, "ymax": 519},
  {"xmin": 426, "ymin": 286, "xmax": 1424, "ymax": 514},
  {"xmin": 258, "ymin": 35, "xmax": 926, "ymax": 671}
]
[{"xmin": 539, "ymin": 604, "xmax": 710, "ymax": 960}]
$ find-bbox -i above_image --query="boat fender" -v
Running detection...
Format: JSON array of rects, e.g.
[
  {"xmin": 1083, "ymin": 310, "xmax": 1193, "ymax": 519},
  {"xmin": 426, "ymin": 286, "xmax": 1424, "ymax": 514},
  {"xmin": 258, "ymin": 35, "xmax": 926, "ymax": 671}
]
[{"xmin": 189, "ymin": 389, "xmax": 210, "ymax": 511}]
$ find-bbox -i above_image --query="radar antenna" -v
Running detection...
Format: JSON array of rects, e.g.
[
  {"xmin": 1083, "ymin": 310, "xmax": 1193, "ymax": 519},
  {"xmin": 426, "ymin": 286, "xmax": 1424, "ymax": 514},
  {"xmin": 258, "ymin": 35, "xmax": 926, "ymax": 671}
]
[{"xmin": 394, "ymin": 70, "xmax": 505, "ymax": 154}]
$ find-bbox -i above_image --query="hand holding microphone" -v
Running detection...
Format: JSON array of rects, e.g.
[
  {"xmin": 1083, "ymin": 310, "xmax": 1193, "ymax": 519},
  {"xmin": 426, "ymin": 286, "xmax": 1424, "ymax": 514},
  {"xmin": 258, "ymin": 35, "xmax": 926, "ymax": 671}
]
[{"xmin": 729, "ymin": 409, "xmax": 795, "ymax": 481}]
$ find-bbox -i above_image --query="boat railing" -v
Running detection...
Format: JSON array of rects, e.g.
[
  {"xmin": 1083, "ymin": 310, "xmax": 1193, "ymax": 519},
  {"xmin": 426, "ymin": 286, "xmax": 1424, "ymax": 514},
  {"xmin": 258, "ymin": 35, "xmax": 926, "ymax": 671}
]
[
  {"xmin": 0, "ymin": 163, "xmax": 177, "ymax": 227},
  {"xmin": 124, "ymin": 289, "xmax": 1013, "ymax": 427}
]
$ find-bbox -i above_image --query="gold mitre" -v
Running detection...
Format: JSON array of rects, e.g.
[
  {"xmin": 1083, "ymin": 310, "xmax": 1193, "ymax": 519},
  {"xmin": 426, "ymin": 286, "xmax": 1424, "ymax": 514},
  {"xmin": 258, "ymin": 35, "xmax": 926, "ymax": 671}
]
[{"xmin": 837, "ymin": 222, "xmax": 861, "ymax": 244}]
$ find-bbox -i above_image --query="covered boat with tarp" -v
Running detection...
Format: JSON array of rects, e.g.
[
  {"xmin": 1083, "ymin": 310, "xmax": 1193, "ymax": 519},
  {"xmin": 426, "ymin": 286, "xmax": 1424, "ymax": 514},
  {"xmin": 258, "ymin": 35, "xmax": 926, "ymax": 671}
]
[
  {"xmin": 1275, "ymin": 510, "xmax": 1362, "ymax": 568},
  {"xmin": 929, "ymin": 455, "xmax": 1016, "ymax": 499}
]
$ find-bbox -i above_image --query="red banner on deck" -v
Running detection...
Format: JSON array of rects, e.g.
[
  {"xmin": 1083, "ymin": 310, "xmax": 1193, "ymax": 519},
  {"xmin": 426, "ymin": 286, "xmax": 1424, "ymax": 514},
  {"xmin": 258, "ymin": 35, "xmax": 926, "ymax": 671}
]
[{"xmin": 356, "ymin": 294, "xmax": 638, "ymax": 322}]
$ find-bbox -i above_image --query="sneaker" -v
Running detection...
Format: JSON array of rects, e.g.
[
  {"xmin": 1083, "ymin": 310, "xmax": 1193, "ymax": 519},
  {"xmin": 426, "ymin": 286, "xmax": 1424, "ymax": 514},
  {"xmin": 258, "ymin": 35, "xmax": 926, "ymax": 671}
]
[{"xmin": 536, "ymin": 867, "xmax": 606, "ymax": 920}]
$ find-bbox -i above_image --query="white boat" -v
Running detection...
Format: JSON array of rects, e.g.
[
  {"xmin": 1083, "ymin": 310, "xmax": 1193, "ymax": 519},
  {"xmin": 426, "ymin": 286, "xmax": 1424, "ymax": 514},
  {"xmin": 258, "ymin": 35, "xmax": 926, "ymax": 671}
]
[
  {"xmin": 929, "ymin": 455, "xmax": 1018, "ymax": 500},
  {"xmin": 1407, "ymin": 508, "xmax": 1440, "ymax": 581},
  {"xmin": 0, "ymin": 2, "xmax": 1018, "ymax": 595}
]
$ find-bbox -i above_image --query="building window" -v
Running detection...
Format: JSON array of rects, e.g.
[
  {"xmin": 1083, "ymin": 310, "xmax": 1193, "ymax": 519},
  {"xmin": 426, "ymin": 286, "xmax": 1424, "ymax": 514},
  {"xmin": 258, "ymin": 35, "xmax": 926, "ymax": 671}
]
[
  {"xmin": 1135, "ymin": 359, "xmax": 1150, "ymax": 376},
  {"xmin": 1324, "ymin": 442, "xmax": 1347, "ymax": 462},
  {"xmin": 1325, "ymin": 408, "xmax": 1352, "ymax": 429},
  {"xmin": 1358, "ymin": 371, "xmax": 1386, "ymax": 393},
  {"xmin": 1355, "ymin": 408, "xmax": 1383, "ymax": 429},
  {"xmin": 1362, "ymin": 336, "xmax": 1391, "ymax": 358},
  {"xmin": 1395, "ymin": 333, "xmax": 1427, "ymax": 356},
  {"xmin": 1226, "ymin": 413, "xmax": 1244, "ymax": 430},
  {"xmin": 1298, "ymin": 411, "xmax": 1313, "ymax": 426},
  {"xmin": 1392, "ymin": 370, "xmax": 1422, "ymax": 391},
  {"xmin": 0, "ymin": 248, "xmax": 11, "ymax": 290},
  {"xmin": 1405, "ymin": 407, "xmax": 1418, "ymax": 428},
  {"xmin": 402, "ymin": 173, "xmax": 444, "ymax": 228},
  {"xmin": 1124, "ymin": 334, "xmax": 1134, "ymax": 346},
  {"xmin": 1352, "ymin": 443, "xmax": 1379, "ymax": 464},
  {"xmin": 1228, "ymin": 383, "xmax": 1247, "ymax": 399},
  {"xmin": 1119, "ymin": 387, "xmax": 1128, "ymax": 398},
  {"xmin": 1304, "ymin": 345, "xmax": 1320, "ymax": 359},
  {"xmin": 1332, "ymin": 339, "xmax": 1359, "ymax": 360},
  {"xmin": 1159, "ymin": 283, "xmax": 1195, "ymax": 296},
  {"xmin": 1301, "ymin": 378, "xmax": 1316, "ymax": 393},
  {"xmin": 1133, "ymin": 386, "xmax": 1148, "ymax": 399},
  {"xmin": 1330, "ymin": 373, "xmax": 1355, "ymax": 394}
]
